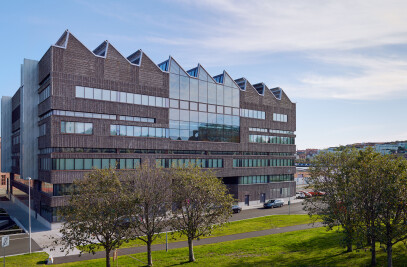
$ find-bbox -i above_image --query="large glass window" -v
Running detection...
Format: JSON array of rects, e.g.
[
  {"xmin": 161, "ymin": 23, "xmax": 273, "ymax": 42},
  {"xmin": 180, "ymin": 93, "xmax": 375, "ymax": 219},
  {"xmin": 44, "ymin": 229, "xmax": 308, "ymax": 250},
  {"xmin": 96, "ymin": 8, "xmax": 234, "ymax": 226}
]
[
  {"xmin": 170, "ymin": 73, "xmax": 180, "ymax": 99},
  {"xmin": 61, "ymin": 121, "xmax": 93, "ymax": 135},
  {"xmin": 208, "ymin": 82, "xmax": 217, "ymax": 104},
  {"xmin": 180, "ymin": 75, "xmax": 189, "ymax": 101},
  {"xmin": 85, "ymin": 87, "xmax": 93, "ymax": 99},
  {"xmin": 224, "ymin": 86, "xmax": 232, "ymax": 106},
  {"xmin": 102, "ymin": 89, "xmax": 110, "ymax": 101},
  {"xmin": 167, "ymin": 61, "xmax": 241, "ymax": 143},
  {"xmin": 94, "ymin": 89, "xmax": 102, "ymax": 100},
  {"xmin": 190, "ymin": 79, "xmax": 199, "ymax": 102},
  {"xmin": 52, "ymin": 158, "xmax": 141, "ymax": 170},
  {"xmin": 169, "ymin": 109, "xmax": 179, "ymax": 120},
  {"xmin": 216, "ymin": 84, "xmax": 224, "ymax": 105},
  {"xmin": 199, "ymin": 80, "xmax": 208, "ymax": 103},
  {"xmin": 156, "ymin": 158, "xmax": 223, "ymax": 168},
  {"xmin": 75, "ymin": 123, "xmax": 85, "ymax": 134},
  {"xmin": 76, "ymin": 86, "xmax": 84, "ymax": 98},
  {"xmin": 232, "ymin": 88, "xmax": 240, "ymax": 107},
  {"xmin": 66, "ymin": 159, "xmax": 74, "ymax": 170}
]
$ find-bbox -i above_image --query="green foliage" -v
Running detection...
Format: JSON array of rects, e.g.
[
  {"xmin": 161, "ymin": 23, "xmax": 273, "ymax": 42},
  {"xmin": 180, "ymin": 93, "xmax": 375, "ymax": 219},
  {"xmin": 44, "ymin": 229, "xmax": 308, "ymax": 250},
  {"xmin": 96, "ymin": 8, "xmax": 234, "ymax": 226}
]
[
  {"xmin": 124, "ymin": 162, "xmax": 173, "ymax": 266},
  {"xmin": 170, "ymin": 165, "xmax": 234, "ymax": 262},
  {"xmin": 57, "ymin": 168, "xmax": 136, "ymax": 267},
  {"xmin": 305, "ymin": 147, "xmax": 407, "ymax": 266}
]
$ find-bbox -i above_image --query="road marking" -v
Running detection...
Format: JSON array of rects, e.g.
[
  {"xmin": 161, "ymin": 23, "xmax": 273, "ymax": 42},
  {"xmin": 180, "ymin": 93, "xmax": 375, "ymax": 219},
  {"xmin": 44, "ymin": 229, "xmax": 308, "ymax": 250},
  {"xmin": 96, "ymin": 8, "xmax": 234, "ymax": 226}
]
[{"xmin": 9, "ymin": 237, "xmax": 30, "ymax": 241}]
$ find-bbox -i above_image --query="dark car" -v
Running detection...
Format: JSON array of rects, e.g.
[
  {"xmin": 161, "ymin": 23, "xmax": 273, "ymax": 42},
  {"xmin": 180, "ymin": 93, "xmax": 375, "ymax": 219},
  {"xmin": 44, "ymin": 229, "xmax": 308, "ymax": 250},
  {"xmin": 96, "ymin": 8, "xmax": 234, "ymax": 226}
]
[
  {"xmin": 263, "ymin": 199, "xmax": 284, "ymax": 209},
  {"xmin": 232, "ymin": 205, "xmax": 242, "ymax": 213}
]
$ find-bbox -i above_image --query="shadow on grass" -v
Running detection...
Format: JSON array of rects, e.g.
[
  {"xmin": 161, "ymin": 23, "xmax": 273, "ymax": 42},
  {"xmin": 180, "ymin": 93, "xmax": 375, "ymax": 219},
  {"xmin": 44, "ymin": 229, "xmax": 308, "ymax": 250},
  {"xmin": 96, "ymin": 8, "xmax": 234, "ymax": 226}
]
[{"xmin": 167, "ymin": 260, "xmax": 192, "ymax": 266}]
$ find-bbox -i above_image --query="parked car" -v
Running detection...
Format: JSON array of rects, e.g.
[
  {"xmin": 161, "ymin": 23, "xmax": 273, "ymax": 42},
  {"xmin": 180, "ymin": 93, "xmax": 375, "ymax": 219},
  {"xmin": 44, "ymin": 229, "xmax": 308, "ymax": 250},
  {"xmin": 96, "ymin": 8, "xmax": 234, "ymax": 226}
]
[
  {"xmin": 299, "ymin": 191, "xmax": 312, "ymax": 198},
  {"xmin": 296, "ymin": 192, "xmax": 305, "ymax": 199},
  {"xmin": 263, "ymin": 199, "xmax": 284, "ymax": 209},
  {"xmin": 232, "ymin": 205, "xmax": 242, "ymax": 213},
  {"xmin": 308, "ymin": 191, "xmax": 319, "ymax": 196}
]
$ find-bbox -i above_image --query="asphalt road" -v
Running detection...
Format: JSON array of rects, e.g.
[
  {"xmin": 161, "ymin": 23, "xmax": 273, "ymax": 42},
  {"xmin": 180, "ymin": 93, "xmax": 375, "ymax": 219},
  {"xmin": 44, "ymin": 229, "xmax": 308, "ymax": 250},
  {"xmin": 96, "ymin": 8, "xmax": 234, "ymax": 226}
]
[
  {"xmin": 230, "ymin": 202, "xmax": 307, "ymax": 222},
  {"xmin": 1, "ymin": 233, "xmax": 42, "ymax": 256}
]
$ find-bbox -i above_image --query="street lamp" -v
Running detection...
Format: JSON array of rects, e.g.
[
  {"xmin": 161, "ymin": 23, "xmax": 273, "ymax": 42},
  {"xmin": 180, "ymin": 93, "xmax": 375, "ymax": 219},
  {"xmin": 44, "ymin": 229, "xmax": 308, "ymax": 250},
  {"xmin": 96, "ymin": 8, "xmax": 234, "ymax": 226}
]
[{"xmin": 26, "ymin": 177, "xmax": 32, "ymax": 254}]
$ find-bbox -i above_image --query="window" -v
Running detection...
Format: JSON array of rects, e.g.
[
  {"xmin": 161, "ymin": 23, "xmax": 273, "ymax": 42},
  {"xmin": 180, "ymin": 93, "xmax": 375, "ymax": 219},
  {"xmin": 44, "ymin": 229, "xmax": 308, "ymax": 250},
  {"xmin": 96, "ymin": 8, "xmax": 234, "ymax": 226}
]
[
  {"xmin": 1, "ymin": 175, "xmax": 6, "ymax": 185},
  {"xmin": 61, "ymin": 122, "xmax": 93, "ymax": 135},
  {"xmin": 39, "ymin": 86, "xmax": 51, "ymax": 103},
  {"xmin": 238, "ymin": 174, "xmax": 293, "ymax": 184},
  {"xmin": 249, "ymin": 135, "xmax": 294, "ymax": 144},
  {"xmin": 110, "ymin": 125, "xmax": 168, "ymax": 139},
  {"xmin": 85, "ymin": 87, "xmax": 93, "ymax": 98},
  {"xmin": 75, "ymin": 86, "xmax": 169, "ymax": 108},
  {"xmin": 240, "ymin": 108, "xmax": 265, "ymax": 120},
  {"xmin": 156, "ymin": 158, "xmax": 223, "ymax": 168},
  {"xmin": 76, "ymin": 86, "xmax": 84, "ymax": 98},
  {"xmin": 52, "ymin": 158, "xmax": 140, "ymax": 170},
  {"xmin": 94, "ymin": 88, "xmax": 102, "ymax": 100},
  {"xmin": 273, "ymin": 113, "xmax": 288, "ymax": 122},
  {"xmin": 233, "ymin": 158, "xmax": 294, "ymax": 167},
  {"xmin": 39, "ymin": 123, "xmax": 47, "ymax": 136}
]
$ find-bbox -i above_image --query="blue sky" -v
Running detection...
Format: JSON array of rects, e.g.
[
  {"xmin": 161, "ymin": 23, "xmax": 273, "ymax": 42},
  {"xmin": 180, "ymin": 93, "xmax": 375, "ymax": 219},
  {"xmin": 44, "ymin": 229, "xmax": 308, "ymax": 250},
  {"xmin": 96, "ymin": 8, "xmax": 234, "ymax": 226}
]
[{"xmin": 1, "ymin": 0, "xmax": 407, "ymax": 149}]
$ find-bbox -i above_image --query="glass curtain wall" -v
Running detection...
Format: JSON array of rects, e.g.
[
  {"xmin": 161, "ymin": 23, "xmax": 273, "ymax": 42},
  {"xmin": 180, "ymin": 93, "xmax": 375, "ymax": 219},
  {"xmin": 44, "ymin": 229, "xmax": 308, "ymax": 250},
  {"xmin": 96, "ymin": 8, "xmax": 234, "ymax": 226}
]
[{"xmin": 168, "ymin": 59, "xmax": 240, "ymax": 142}]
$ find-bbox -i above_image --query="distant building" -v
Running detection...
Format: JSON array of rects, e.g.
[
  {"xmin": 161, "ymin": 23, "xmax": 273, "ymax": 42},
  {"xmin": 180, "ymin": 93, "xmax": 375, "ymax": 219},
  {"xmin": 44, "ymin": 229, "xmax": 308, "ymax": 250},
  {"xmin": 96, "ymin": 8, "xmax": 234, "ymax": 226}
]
[
  {"xmin": 0, "ymin": 138, "xmax": 10, "ymax": 193},
  {"xmin": 320, "ymin": 141, "xmax": 407, "ymax": 158},
  {"xmin": 294, "ymin": 167, "xmax": 309, "ymax": 185}
]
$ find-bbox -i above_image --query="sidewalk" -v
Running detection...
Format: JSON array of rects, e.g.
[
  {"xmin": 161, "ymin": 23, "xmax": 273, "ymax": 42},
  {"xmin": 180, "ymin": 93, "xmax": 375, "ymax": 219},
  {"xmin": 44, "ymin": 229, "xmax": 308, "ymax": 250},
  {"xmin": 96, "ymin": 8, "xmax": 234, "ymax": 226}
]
[
  {"xmin": 0, "ymin": 199, "xmax": 81, "ymax": 257},
  {"xmin": 53, "ymin": 222, "xmax": 323, "ymax": 264}
]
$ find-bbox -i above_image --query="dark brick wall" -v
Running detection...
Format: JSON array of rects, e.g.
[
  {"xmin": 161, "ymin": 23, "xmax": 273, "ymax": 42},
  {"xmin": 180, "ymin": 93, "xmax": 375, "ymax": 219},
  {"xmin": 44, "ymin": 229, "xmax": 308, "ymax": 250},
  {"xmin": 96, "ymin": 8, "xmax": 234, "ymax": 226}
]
[{"xmin": 33, "ymin": 31, "xmax": 297, "ymax": 212}]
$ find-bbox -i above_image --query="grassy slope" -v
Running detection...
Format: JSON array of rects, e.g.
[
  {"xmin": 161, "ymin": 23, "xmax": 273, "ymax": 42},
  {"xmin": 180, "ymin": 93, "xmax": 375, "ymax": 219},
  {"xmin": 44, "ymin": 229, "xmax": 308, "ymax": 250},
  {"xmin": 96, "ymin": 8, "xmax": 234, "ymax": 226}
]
[
  {"xmin": 89, "ymin": 214, "xmax": 317, "ymax": 250},
  {"xmin": 6, "ymin": 225, "xmax": 407, "ymax": 266},
  {"xmin": 2, "ymin": 252, "xmax": 49, "ymax": 267},
  {"xmin": 57, "ymin": 227, "xmax": 407, "ymax": 266}
]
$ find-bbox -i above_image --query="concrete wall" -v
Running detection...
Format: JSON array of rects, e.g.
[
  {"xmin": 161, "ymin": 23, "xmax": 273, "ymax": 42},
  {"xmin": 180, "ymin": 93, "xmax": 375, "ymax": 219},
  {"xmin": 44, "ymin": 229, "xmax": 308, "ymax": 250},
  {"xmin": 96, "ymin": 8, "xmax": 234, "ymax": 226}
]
[
  {"xmin": 21, "ymin": 59, "xmax": 39, "ymax": 180},
  {"xmin": 1, "ymin": 96, "xmax": 12, "ymax": 173}
]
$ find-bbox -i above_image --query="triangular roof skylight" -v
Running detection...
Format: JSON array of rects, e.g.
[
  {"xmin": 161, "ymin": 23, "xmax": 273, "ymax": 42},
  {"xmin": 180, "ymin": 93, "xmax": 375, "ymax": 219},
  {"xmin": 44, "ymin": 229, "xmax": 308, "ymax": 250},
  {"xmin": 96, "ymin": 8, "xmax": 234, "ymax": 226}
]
[
  {"xmin": 93, "ymin": 41, "xmax": 108, "ymax": 57},
  {"xmin": 127, "ymin": 50, "xmax": 142, "ymax": 65}
]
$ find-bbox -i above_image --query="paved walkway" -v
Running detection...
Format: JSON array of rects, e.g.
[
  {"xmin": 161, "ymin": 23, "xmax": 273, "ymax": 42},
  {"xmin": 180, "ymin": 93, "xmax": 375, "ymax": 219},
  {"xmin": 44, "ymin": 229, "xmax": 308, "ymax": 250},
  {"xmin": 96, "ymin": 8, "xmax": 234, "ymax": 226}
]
[
  {"xmin": 0, "ymin": 198, "xmax": 81, "ymax": 257},
  {"xmin": 53, "ymin": 222, "xmax": 323, "ymax": 264}
]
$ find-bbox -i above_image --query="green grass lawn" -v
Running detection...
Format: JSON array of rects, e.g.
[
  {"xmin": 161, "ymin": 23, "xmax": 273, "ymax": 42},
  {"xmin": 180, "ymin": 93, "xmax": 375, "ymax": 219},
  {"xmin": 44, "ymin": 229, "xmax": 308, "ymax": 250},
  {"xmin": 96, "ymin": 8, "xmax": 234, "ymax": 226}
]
[
  {"xmin": 5, "ymin": 226, "xmax": 407, "ymax": 266},
  {"xmin": 2, "ymin": 252, "xmax": 49, "ymax": 267},
  {"xmin": 80, "ymin": 214, "xmax": 317, "ymax": 251}
]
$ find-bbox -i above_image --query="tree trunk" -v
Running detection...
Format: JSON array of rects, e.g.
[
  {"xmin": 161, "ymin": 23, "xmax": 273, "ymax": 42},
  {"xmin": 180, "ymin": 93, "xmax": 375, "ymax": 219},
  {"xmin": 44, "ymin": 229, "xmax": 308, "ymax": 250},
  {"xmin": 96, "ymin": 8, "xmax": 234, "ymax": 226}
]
[
  {"xmin": 387, "ymin": 243, "xmax": 393, "ymax": 267},
  {"xmin": 188, "ymin": 238, "xmax": 195, "ymax": 262},
  {"xmin": 106, "ymin": 249, "xmax": 111, "ymax": 267},
  {"xmin": 346, "ymin": 241, "xmax": 352, "ymax": 252},
  {"xmin": 147, "ymin": 236, "xmax": 153, "ymax": 266},
  {"xmin": 371, "ymin": 237, "xmax": 376, "ymax": 267}
]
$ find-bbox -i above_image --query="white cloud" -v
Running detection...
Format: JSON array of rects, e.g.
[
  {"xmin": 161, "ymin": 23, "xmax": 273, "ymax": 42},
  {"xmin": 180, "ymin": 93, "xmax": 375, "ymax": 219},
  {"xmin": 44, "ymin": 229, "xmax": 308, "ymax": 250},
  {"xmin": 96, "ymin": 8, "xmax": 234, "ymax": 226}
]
[
  {"xmin": 283, "ymin": 54, "xmax": 407, "ymax": 100},
  {"xmin": 167, "ymin": 0, "xmax": 407, "ymax": 53},
  {"xmin": 80, "ymin": 0, "xmax": 407, "ymax": 101}
]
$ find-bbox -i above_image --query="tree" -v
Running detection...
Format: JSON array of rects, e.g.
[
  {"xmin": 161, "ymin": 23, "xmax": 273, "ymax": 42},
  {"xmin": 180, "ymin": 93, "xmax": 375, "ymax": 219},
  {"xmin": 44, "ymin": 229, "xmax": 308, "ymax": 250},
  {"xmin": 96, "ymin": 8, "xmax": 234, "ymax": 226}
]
[
  {"xmin": 58, "ymin": 168, "xmax": 135, "ymax": 267},
  {"xmin": 125, "ymin": 162, "xmax": 172, "ymax": 266},
  {"xmin": 305, "ymin": 149, "xmax": 359, "ymax": 252},
  {"xmin": 170, "ymin": 166, "xmax": 234, "ymax": 262},
  {"xmin": 355, "ymin": 150, "xmax": 407, "ymax": 267},
  {"xmin": 306, "ymin": 147, "xmax": 407, "ymax": 267},
  {"xmin": 352, "ymin": 148, "xmax": 386, "ymax": 266}
]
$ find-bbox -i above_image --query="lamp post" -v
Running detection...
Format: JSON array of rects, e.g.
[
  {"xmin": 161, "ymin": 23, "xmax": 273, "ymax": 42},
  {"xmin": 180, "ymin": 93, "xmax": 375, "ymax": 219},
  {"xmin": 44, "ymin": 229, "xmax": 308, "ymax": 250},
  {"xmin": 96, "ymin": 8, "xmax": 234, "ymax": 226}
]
[{"xmin": 27, "ymin": 177, "xmax": 31, "ymax": 254}]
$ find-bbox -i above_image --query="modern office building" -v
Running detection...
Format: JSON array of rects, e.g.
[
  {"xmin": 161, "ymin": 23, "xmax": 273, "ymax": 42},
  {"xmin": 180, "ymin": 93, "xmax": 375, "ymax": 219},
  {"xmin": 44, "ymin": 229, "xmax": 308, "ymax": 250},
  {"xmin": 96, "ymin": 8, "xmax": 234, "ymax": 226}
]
[{"xmin": 1, "ymin": 31, "xmax": 296, "ymax": 226}]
